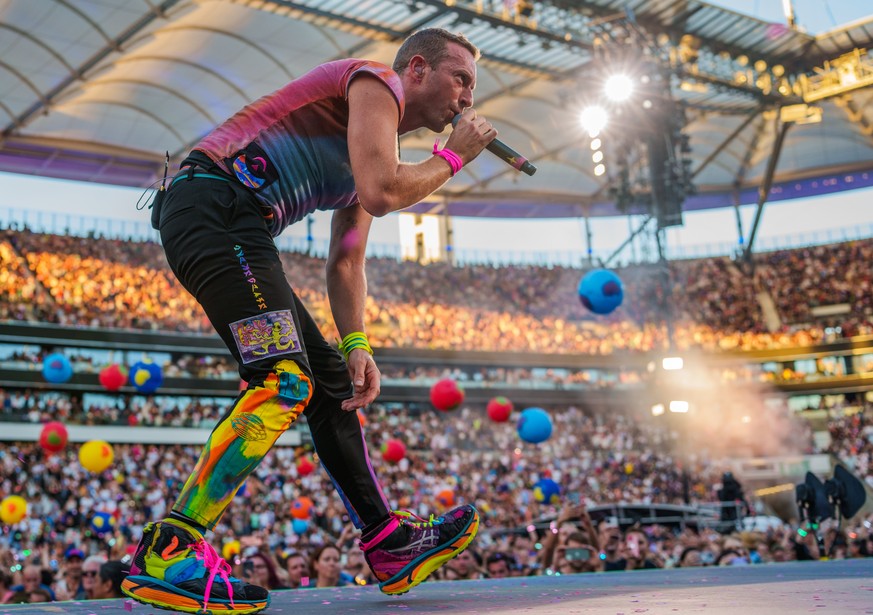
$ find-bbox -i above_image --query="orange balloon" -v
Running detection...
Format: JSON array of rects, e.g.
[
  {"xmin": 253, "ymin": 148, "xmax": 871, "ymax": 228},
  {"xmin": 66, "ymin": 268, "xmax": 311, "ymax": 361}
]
[
  {"xmin": 436, "ymin": 489, "xmax": 455, "ymax": 508},
  {"xmin": 290, "ymin": 496, "xmax": 314, "ymax": 520}
]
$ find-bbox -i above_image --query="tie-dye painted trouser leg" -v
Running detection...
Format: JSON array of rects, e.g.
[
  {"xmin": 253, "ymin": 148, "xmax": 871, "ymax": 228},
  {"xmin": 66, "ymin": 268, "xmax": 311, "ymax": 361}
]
[{"xmin": 158, "ymin": 167, "xmax": 390, "ymax": 530}]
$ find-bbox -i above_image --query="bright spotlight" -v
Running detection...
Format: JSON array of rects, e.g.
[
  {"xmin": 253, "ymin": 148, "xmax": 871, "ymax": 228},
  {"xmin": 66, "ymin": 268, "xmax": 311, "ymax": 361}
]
[
  {"xmin": 590, "ymin": 138, "xmax": 602, "ymax": 150},
  {"xmin": 592, "ymin": 151, "xmax": 603, "ymax": 163},
  {"xmin": 594, "ymin": 163, "xmax": 606, "ymax": 176},
  {"xmin": 580, "ymin": 105, "xmax": 608, "ymax": 137},
  {"xmin": 604, "ymin": 74, "xmax": 634, "ymax": 102},
  {"xmin": 651, "ymin": 403, "xmax": 665, "ymax": 417},
  {"xmin": 662, "ymin": 357, "xmax": 684, "ymax": 371},
  {"xmin": 669, "ymin": 400, "xmax": 690, "ymax": 413}
]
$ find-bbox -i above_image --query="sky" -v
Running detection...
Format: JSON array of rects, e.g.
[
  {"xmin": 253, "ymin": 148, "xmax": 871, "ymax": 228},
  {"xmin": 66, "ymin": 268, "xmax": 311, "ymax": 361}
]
[
  {"xmin": 706, "ymin": 0, "xmax": 869, "ymax": 33},
  {"xmin": 0, "ymin": 1, "xmax": 871, "ymax": 265}
]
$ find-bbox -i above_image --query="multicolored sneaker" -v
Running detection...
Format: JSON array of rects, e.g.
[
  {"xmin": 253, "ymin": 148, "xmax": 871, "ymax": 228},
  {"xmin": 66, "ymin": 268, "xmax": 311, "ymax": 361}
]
[
  {"xmin": 361, "ymin": 504, "xmax": 480, "ymax": 595},
  {"xmin": 121, "ymin": 518, "xmax": 270, "ymax": 614}
]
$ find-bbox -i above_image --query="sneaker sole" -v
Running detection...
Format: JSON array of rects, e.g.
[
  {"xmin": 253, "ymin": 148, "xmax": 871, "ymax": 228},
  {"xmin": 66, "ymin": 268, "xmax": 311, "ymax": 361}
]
[
  {"xmin": 378, "ymin": 509, "xmax": 480, "ymax": 596},
  {"xmin": 122, "ymin": 576, "xmax": 269, "ymax": 614}
]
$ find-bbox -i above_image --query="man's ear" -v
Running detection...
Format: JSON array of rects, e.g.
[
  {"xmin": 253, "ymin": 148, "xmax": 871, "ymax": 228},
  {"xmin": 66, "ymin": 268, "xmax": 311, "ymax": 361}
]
[{"xmin": 409, "ymin": 56, "xmax": 427, "ymax": 78}]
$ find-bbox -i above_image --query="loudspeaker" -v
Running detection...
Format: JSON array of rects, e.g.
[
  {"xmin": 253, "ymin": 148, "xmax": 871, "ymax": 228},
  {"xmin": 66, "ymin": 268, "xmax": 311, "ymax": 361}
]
[{"xmin": 796, "ymin": 467, "xmax": 868, "ymax": 522}]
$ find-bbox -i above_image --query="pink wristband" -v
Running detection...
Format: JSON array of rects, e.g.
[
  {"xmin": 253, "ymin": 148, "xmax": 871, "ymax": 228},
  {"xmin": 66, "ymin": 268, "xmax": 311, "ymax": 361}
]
[{"xmin": 433, "ymin": 139, "xmax": 463, "ymax": 176}]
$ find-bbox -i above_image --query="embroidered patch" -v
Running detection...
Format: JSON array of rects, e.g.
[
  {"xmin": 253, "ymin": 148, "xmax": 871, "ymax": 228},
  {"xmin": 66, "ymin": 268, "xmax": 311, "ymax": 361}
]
[{"xmin": 230, "ymin": 309, "xmax": 302, "ymax": 364}]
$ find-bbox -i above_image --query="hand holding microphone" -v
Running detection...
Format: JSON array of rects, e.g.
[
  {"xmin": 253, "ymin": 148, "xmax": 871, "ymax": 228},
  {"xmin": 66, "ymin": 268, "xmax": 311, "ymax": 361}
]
[{"xmin": 449, "ymin": 111, "xmax": 537, "ymax": 176}]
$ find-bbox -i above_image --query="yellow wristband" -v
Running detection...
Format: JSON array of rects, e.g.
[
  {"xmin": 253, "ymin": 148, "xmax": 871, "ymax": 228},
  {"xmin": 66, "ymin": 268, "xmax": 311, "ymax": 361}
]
[{"xmin": 339, "ymin": 331, "xmax": 373, "ymax": 360}]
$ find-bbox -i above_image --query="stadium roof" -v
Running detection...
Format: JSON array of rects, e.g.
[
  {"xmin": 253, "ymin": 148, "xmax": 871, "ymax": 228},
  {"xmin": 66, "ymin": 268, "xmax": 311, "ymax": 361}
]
[{"xmin": 0, "ymin": 0, "xmax": 871, "ymax": 218}]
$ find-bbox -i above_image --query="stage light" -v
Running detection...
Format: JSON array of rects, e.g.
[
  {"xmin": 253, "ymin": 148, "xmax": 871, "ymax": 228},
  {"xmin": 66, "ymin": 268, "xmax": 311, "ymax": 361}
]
[
  {"xmin": 594, "ymin": 164, "xmax": 606, "ymax": 176},
  {"xmin": 662, "ymin": 357, "xmax": 683, "ymax": 371},
  {"xmin": 590, "ymin": 138, "xmax": 601, "ymax": 150},
  {"xmin": 592, "ymin": 151, "xmax": 603, "ymax": 163},
  {"xmin": 604, "ymin": 74, "xmax": 634, "ymax": 102},
  {"xmin": 580, "ymin": 105, "xmax": 608, "ymax": 137},
  {"xmin": 651, "ymin": 403, "xmax": 665, "ymax": 417},
  {"xmin": 669, "ymin": 400, "xmax": 689, "ymax": 413}
]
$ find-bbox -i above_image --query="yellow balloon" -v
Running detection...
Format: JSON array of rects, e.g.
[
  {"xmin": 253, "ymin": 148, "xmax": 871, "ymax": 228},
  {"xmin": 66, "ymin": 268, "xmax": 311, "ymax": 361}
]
[
  {"xmin": 222, "ymin": 540, "xmax": 241, "ymax": 561},
  {"xmin": 0, "ymin": 495, "xmax": 27, "ymax": 524},
  {"xmin": 79, "ymin": 440, "xmax": 115, "ymax": 473}
]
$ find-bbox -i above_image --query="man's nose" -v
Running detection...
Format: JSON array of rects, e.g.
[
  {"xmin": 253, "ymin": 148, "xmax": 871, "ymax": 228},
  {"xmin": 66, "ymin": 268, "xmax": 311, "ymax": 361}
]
[{"xmin": 459, "ymin": 89, "xmax": 473, "ymax": 109}]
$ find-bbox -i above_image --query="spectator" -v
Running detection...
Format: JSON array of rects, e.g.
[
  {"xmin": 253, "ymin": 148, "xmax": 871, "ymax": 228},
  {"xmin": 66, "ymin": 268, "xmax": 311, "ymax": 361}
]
[
  {"xmin": 342, "ymin": 543, "xmax": 372, "ymax": 585},
  {"xmin": 600, "ymin": 525, "xmax": 628, "ymax": 572},
  {"xmin": 241, "ymin": 552, "xmax": 286, "ymax": 591},
  {"xmin": 539, "ymin": 502, "xmax": 599, "ymax": 573},
  {"xmin": 28, "ymin": 588, "xmax": 53, "ymax": 603},
  {"xmin": 443, "ymin": 548, "xmax": 483, "ymax": 580},
  {"xmin": 2, "ymin": 564, "xmax": 55, "ymax": 604},
  {"xmin": 303, "ymin": 544, "xmax": 354, "ymax": 588},
  {"xmin": 55, "ymin": 547, "xmax": 85, "ymax": 600},
  {"xmin": 90, "ymin": 561, "xmax": 129, "ymax": 600},
  {"xmin": 485, "ymin": 552, "xmax": 515, "ymax": 578},
  {"xmin": 553, "ymin": 532, "xmax": 601, "ymax": 575},
  {"xmin": 625, "ymin": 529, "xmax": 663, "ymax": 570},
  {"xmin": 678, "ymin": 546, "xmax": 703, "ymax": 567},
  {"xmin": 82, "ymin": 555, "xmax": 108, "ymax": 599},
  {"xmin": 283, "ymin": 551, "xmax": 307, "ymax": 589}
]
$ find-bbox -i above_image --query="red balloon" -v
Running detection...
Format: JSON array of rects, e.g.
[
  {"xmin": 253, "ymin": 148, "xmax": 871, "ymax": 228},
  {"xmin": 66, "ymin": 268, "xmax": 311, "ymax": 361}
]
[
  {"xmin": 381, "ymin": 439, "xmax": 406, "ymax": 464},
  {"xmin": 430, "ymin": 379, "xmax": 464, "ymax": 412},
  {"xmin": 39, "ymin": 422, "xmax": 68, "ymax": 454},
  {"xmin": 296, "ymin": 457, "xmax": 316, "ymax": 477},
  {"xmin": 98, "ymin": 364, "xmax": 127, "ymax": 392},
  {"xmin": 486, "ymin": 396, "xmax": 514, "ymax": 422}
]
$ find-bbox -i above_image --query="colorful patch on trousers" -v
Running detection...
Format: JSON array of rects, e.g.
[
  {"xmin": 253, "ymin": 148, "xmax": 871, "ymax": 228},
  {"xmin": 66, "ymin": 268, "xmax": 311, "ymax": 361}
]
[{"xmin": 230, "ymin": 309, "xmax": 301, "ymax": 364}]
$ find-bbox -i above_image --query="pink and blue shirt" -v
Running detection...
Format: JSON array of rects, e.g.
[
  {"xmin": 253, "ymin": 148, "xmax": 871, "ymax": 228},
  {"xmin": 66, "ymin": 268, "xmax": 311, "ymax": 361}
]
[{"xmin": 195, "ymin": 59, "xmax": 405, "ymax": 236}]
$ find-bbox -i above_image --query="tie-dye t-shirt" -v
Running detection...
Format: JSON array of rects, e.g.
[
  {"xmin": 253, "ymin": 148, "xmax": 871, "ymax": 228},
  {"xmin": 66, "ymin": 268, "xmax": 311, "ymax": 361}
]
[{"xmin": 194, "ymin": 59, "xmax": 405, "ymax": 236}]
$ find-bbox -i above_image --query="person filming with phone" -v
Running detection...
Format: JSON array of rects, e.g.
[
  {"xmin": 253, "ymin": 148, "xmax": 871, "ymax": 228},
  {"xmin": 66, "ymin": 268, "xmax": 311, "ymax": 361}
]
[
  {"xmin": 540, "ymin": 502, "xmax": 602, "ymax": 575},
  {"xmin": 624, "ymin": 529, "xmax": 664, "ymax": 570}
]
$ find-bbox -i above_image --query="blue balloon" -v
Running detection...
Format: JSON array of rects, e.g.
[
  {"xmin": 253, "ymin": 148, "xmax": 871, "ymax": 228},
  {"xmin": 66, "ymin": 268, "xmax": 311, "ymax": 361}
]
[
  {"xmin": 292, "ymin": 518, "xmax": 309, "ymax": 535},
  {"xmin": 42, "ymin": 353, "xmax": 73, "ymax": 384},
  {"xmin": 517, "ymin": 408, "xmax": 553, "ymax": 444},
  {"xmin": 533, "ymin": 478, "xmax": 561, "ymax": 504},
  {"xmin": 578, "ymin": 268, "xmax": 624, "ymax": 315},
  {"xmin": 90, "ymin": 511, "xmax": 116, "ymax": 535},
  {"xmin": 129, "ymin": 361, "xmax": 163, "ymax": 394}
]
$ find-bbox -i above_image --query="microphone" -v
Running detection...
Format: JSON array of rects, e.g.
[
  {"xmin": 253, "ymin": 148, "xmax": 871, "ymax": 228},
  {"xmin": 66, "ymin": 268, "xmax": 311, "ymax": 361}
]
[{"xmin": 452, "ymin": 114, "xmax": 537, "ymax": 176}]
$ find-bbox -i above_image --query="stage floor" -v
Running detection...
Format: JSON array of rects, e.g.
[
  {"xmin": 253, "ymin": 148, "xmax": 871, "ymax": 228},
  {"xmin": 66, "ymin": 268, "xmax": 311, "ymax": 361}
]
[{"xmin": 4, "ymin": 559, "xmax": 872, "ymax": 615}]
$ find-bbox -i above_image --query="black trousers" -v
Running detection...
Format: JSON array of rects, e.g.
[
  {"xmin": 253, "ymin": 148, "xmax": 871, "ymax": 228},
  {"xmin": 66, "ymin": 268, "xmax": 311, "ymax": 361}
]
[{"xmin": 155, "ymin": 161, "xmax": 389, "ymax": 529}]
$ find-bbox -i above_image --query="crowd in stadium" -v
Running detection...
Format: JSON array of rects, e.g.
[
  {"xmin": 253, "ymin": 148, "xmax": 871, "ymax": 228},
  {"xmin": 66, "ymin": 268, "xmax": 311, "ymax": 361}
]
[
  {"xmin": 2, "ymin": 228, "xmax": 871, "ymax": 353},
  {"xmin": 1, "ymin": 398, "xmax": 871, "ymax": 603},
  {"xmin": 1, "ymin": 227, "xmax": 873, "ymax": 603}
]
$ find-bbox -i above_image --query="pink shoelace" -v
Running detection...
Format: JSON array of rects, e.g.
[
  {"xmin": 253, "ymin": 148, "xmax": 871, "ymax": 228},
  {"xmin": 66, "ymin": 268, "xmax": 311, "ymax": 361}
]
[{"xmin": 189, "ymin": 539, "xmax": 235, "ymax": 610}]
